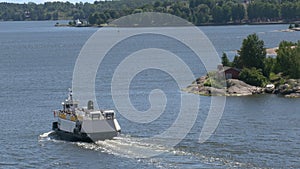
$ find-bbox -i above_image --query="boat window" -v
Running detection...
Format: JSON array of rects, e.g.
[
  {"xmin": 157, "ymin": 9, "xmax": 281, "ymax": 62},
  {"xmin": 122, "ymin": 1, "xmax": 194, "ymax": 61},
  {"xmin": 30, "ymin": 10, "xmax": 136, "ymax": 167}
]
[
  {"xmin": 91, "ymin": 113, "xmax": 100, "ymax": 119},
  {"xmin": 104, "ymin": 112, "xmax": 114, "ymax": 119}
]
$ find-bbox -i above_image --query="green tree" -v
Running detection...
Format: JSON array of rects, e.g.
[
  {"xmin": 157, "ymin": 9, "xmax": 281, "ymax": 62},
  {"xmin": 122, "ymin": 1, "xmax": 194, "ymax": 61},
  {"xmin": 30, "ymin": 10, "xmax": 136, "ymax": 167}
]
[
  {"xmin": 221, "ymin": 52, "xmax": 231, "ymax": 67},
  {"xmin": 212, "ymin": 6, "xmax": 223, "ymax": 23},
  {"xmin": 247, "ymin": 2, "xmax": 260, "ymax": 21},
  {"xmin": 276, "ymin": 41, "xmax": 300, "ymax": 78},
  {"xmin": 263, "ymin": 57, "xmax": 276, "ymax": 78},
  {"xmin": 281, "ymin": 2, "xmax": 296, "ymax": 20},
  {"xmin": 154, "ymin": 1, "xmax": 161, "ymax": 8},
  {"xmin": 53, "ymin": 12, "xmax": 59, "ymax": 20},
  {"xmin": 238, "ymin": 33, "xmax": 266, "ymax": 71},
  {"xmin": 231, "ymin": 3, "xmax": 245, "ymax": 22},
  {"xmin": 232, "ymin": 55, "xmax": 243, "ymax": 69},
  {"xmin": 193, "ymin": 4, "xmax": 210, "ymax": 24},
  {"xmin": 247, "ymin": 2, "xmax": 279, "ymax": 22},
  {"xmin": 189, "ymin": 0, "xmax": 215, "ymax": 9},
  {"xmin": 239, "ymin": 67, "xmax": 268, "ymax": 87},
  {"xmin": 212, "ymin": 4, "xmax": 231, "ymax": 23}
]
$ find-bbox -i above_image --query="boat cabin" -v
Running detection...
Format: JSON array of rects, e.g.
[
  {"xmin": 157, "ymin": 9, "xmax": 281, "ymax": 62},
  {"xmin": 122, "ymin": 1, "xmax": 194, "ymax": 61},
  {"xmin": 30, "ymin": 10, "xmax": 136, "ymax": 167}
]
[
  {"xmin": 103, "ymin": 110, "xmax": 115, "ymax": 119},
  {"xmin": 61, "ymin": 89, "xmax": 78, "ymax": 113}
]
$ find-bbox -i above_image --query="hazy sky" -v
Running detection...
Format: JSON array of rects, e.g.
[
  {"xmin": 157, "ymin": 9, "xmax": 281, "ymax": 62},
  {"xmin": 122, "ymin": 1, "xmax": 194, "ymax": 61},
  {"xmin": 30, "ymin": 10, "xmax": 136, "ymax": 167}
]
[{"xmin": 0, "ymin": 0, "xmax": 96, "ymax": 3}]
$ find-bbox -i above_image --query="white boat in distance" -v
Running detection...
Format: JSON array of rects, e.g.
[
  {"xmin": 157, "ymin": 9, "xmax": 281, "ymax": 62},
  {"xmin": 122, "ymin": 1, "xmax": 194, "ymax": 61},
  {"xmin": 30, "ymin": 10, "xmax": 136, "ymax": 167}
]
[{"xmin": 52, "ymin": 89, "xmax": 121, "ymax": 142}]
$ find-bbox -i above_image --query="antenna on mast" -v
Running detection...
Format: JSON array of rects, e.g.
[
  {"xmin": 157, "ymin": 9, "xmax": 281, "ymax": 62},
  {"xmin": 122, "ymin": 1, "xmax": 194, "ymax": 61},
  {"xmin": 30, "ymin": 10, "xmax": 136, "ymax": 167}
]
[{"xmin": 68, "ymin": 88, "xmax": 73, "ymax": 101}]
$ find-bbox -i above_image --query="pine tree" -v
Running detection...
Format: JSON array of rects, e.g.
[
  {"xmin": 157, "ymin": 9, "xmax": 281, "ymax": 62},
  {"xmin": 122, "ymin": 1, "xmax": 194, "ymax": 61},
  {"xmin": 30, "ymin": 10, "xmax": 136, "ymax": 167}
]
[{"xmin": 238, "ymin": 33, "xmax": 266, "ymax": 71}]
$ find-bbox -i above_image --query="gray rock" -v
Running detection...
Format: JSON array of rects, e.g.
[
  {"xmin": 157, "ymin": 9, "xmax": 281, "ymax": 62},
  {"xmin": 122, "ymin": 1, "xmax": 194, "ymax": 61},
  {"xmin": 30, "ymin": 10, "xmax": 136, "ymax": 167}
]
[
  {"xmin": 285, "ymin": 93, "xmax": 300, "ymax": 98},
  {"xmin": 185, "ymin": 75, "xmax": 300, "ymax": 98},
  {"xmin": 226, "ymin": 79, "xmax": 262, "ymax": 96},
  {"xmin": 184, "ymin": 76, "xmax": 264, "ymax": 96}
]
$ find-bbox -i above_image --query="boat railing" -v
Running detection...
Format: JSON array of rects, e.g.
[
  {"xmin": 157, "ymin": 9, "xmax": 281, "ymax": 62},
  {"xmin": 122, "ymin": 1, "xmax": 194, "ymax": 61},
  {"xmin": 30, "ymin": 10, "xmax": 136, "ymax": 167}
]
[
  {"xmin": 54, "ymin": 110, "xmax": 77, "ymax": 122},
  {"xmin": 54, "ymin": 108, "xmax": 115, "ymax": 121},
  {"xmin": 103, "ymin": 110, "xmax": 115, "ymax": 120}
]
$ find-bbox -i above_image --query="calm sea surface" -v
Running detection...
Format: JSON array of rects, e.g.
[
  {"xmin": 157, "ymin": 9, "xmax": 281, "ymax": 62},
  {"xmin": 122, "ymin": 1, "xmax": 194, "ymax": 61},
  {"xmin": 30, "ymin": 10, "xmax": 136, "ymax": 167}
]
[{"xmin": 0, "ymin": 21, "xmax": 299, "ymax": 168}]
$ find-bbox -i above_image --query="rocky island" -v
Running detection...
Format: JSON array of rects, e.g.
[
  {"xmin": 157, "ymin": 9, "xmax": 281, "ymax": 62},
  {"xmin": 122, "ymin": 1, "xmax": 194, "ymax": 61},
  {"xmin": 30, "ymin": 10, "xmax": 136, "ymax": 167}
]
[
  {"xmin": 184, "ymin": 75, "xmax": 300, "ymax": 98},
  {"xmin": 288, "ymin": 23, "xmax": 300, "ymax": 32},
  {"xmin": 184, "ymin": 33, "xmax": 300, "ymax": 98},
  {"xmin": 184, "ymin": 75, "xmax": 263, "ymax": 97}
]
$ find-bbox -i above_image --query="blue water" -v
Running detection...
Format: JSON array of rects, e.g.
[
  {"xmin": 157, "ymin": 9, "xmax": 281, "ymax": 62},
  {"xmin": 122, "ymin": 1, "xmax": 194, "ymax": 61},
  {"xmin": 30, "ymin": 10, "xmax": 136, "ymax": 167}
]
[{"xmin": 0, "ymin": 21, "xmax": 299, "ymax": 168}]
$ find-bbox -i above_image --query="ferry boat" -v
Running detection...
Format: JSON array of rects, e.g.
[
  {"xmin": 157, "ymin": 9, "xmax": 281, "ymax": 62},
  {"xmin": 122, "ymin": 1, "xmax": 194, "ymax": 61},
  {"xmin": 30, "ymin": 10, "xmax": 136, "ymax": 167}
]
[{"xmin": 52, "ymin": 89, "xmax": 121, "ymax": 142}]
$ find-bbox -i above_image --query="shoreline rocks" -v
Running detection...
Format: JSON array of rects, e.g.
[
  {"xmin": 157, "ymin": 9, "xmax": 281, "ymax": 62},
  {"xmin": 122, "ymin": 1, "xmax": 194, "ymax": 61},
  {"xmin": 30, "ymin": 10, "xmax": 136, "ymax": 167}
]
[
  {"xmin": 184, "ymin": 76, "xmax": 300, "ymax": 98},
  {"xmin": 274, "ymin": 79, "xmax": 300, "ymax": 98}
]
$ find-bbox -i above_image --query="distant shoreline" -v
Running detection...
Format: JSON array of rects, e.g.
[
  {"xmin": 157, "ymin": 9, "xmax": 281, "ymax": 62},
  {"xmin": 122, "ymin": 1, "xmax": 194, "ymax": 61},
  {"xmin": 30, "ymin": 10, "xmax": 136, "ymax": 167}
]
[
  {"xmin": 54, "ymin": 23, "xmax": 102, "ymax": 28},
  {"xmin": 0, "ymin": 19, "xmax": 296, "ymax": 27},
  {"xmin": 53, "ymin": 21, "xmax": 296, "ymax": 28},
  {"xmin": 196, "ymin": 21, "xmax": 292, "ymax": 27}
]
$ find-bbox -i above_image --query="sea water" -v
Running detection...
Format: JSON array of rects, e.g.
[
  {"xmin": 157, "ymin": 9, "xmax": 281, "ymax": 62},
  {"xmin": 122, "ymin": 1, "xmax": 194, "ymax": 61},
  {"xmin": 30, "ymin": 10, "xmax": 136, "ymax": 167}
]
[{"xmin": 0, "ymin": 21, "xmax": 299, "ymax": 168}]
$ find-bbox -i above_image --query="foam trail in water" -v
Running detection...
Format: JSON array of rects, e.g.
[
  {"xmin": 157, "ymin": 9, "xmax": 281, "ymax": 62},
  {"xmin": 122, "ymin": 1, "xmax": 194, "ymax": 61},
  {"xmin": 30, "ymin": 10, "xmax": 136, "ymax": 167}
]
[
  {"xmin": 38, "ymin": 131, "xmax": 65, "ymax": 143},
  {"xmin": 99, "ymin": 136, "xmax": 171, "ymax": 158},
  {"xmin": 169, "ymin": 148, "xmax": 261, "ymax": 169},
  {"xmin": 75, "ymin": 135, "xmax": 254, "ymax": 168},
  {"xmin": 39, "ymin": 133, "xmax": 258, "ymax": 168},
  {"xmin": 75, "ymin": 135, "xmax": 170, "ymax": 158},
  {"xmin": 38, "ymin": 131, "xmax": 54, "ymax": 141}
]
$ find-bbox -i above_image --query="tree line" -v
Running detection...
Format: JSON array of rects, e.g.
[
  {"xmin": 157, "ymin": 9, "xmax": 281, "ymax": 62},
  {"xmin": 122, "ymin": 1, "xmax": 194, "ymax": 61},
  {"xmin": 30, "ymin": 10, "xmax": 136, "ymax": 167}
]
[
  {"xmin": 222, "ymin": 34, "xmax": 300, "ymax": 87},
  {"xmin": 0, "ymin": 0, "xmax": 169, "ymax": 21},
  {"xmin": 0, "ymin": 0, "xmax": 299, "ymax": 25}
]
